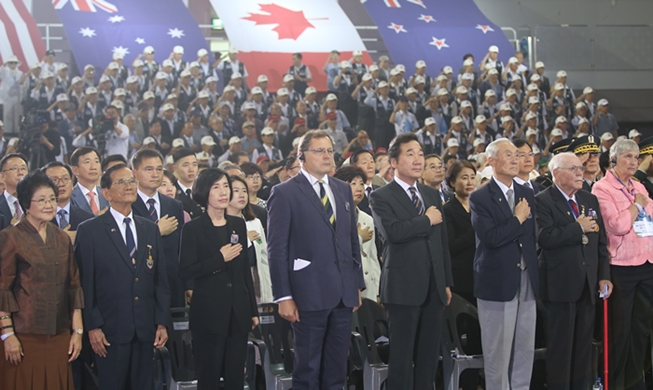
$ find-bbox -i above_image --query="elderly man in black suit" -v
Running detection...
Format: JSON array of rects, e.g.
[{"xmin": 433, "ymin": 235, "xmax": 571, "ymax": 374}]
[
  {"xmin": 130, "ymin": 148, "xmax": 188, "ymax": 308},
  {"xmin": 370, "ymin": 133, "xmax": 453, "ymax": 390},
  {"xmin": 75, "ymin": 164, "xmax": 170, "ymax": 390},
  {"xmin": 535, "ymin": 152, "xmax": 612, "ymax": 390}
]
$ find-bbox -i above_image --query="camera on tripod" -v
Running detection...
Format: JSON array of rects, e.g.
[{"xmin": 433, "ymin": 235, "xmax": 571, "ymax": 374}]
[{"xmin": 91, "ymin": 113, "xmax": 116, "ymax": 155}]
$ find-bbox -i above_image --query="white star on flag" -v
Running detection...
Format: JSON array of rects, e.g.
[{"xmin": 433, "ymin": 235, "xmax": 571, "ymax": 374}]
[
  {"xmin": 112, "ymin": 46, "xmax": 130, "ymax": 57},
  {"xmin": 79, "ymin": 27, "xmax": 96, "ymax": 37},
  {"xmin": 167, "ymin": 28, "xmax": 185, "ymax": 39},
  {"xmin": 388, "ymin": 23, "xmax": 407, "ymax": 34},
  {"xmin": 108, "ymin": 15, "xmax": 124, "ymax": 23},
  {"xmin": 475, "ymin": 25, "xmax": 495, "ymax": 34},
  {"xmin": 418, "ymin": 14, "xmax": 435, "ymax": 23},
  {"xmin": 429, "ymin": 37, "xmax": 449, "ymax": 50},
  {"xmin": 135, "ymin": 38, "xmax": 145, "ymax": 44}
]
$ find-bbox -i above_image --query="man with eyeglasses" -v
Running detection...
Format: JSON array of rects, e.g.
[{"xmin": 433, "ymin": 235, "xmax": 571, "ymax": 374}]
[
  {"xmin": 130, "ymin": 148, "xmax": 187, "ymax": 308},
  {"xmin": 267, "ymin": 130, "xmax": 364, "ymax": 390},
  {"xmin": 568, "ymin": 136, "xmax": 601, "ymax": 192},
  {"xmin": 0, "ymin": 153, "xmax": 29, "ymax": 228},
  {"xmin": 75, "ymin": 163, "xmax": 170, "ymax": 389},
  {"xmin": 535, "ymin": 152, "xmax": 611, "ymax": 389},
  {"xmin": 421, "ymin": 154, "xmax": 453, "ymax": 203},
  {"xmin": 513, "ymin": 139, "xmax": 545, "ymax": 195},
  {"xmin": 43, "ymin": 161, "xmax": 93, "ymax": 234}
]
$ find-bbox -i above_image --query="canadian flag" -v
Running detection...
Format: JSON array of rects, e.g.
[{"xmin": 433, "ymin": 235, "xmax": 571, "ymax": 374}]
[{"xmin": 209, "ymin": 0, "xmax": 370, "ymax": 91}]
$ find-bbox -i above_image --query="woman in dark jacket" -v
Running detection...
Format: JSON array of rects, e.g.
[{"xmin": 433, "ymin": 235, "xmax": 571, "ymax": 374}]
[
  {"xmin": 178, "ymin": 168, "xmax": 258, "ymax": 390},
  {"xmin": 443, "ymin": 160, "xmax": 477, "ymax": 305}
]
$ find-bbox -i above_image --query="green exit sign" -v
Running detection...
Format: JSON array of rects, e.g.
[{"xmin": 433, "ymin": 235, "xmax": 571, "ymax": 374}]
[{"xmin": 211, "ymin": 18, "xmax": 224, "ymax": 30}]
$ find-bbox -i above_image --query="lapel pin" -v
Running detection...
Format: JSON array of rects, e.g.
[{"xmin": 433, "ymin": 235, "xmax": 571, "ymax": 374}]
[
  {"xmin": 231, "ymin": 231, "xmax": 239, "ymax": 244},
  {"xmin": 345, "ymin": 202, "xmax": 350, "ymax": 211},
  {"xmin": 567, "ymin": 211, "xmax": 570, "ymax": 215},
  {"xmin": 111, "ymin": 228, "xmax": 116, "ymax": 232},
  {"xmin": 146, "ymin": 244, "xmax": 154, "ymax": 269}
]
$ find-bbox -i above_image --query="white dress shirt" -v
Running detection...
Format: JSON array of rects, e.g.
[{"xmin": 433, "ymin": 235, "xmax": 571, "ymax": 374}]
[
  {"xmin": 56, "ymin": 202, "xmax": 72, "ymax": 227},
  {"xmin": 394, "ymin": 175, "xmax": 424, "ymax": 206},
  {"xmin": 4, "ymin": 191, "xmax": 18, "ymax": 216},
  {"xmin": 300, "ymin": 168, "xmax": 337, "ymax": 220},
  {"xmin": 78, "ymin": 183, "xmax": 101, "ymax": 211},
  {"xmin": 137, "ymin": 189, "xmax": 161, "ymax": 219},
  {"xmin": 110, "ymin": 207, "xmax": 138, "ymax": 250}
]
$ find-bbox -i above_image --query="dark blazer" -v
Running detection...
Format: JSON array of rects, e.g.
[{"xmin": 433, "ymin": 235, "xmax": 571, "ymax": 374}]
[
  {"xmin": 132, "ymin": 193, "xmax": 188, "ymax": 308},
  {"xmin": 0, "ymin": 194, "xmax": 12, "ymax": 229},
  {"xmin": 469, "ymin": 178, "xmax": 539, "ymax": 301},
  {"xmin": 532, "ymin": 180, "xmax": 546, "ymax": 195},
  {"xmin": 175, "ymin": 183, "xmax": 204, "ymax": 219},
  {"xmin": 75, "ymin": 211, "xmax": 170, "ymax": 344},
  {"xmin": 535, "ymin": 185, "xmax": 610, "ymax": 304},
  {"xmin": 443, "ymin": 196, "xmax": 476, "ymax": 300},
  {"xmin": 50, "ymin": 203, "xmax": 94, "ymax": 230},
  {"xmin": 70, "ymin": 184, "xmax": 109, "ymax": 215},
  {"xmin": 634, "ymin": 169, "xmax": 653, "ymax": 198},
  {"xmin": 0, "ymin": 214, "xmax": 6, "ymax": 230},
  {"xmin": 369, "ymin": 181, "xmax": 453, "ymax": 306},
  {"xmin": 179, "ymin": 214, "xmax": 257, "ymax": 335},
  {"xmin": 267, "ymin": 173, "xmax": 364, "ymax": 311}
]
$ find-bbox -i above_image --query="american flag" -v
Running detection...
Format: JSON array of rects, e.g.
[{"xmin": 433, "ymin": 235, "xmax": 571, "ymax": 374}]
[
  {"xmin": 363, "ymin": 0, "xmax": 514, "ymax": 74},
  {"xmin": 0, "ymin": 0, "xmax": 46, "ymax": 72}
]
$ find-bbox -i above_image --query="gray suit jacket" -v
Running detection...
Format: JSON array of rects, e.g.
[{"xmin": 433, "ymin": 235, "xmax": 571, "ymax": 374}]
[{"xmin": 70, "ymin": 183, "xmax": 109, "ymax": 214}]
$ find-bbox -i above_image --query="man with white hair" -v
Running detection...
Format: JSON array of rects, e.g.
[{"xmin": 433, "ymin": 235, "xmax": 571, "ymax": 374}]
[
  {"xmin": 469, "ymin": 138, "xmax": 539, "ymax": 389},
  {"xmin": 535, "ymin": 152, "xmax": 611, "ymax": 390}
]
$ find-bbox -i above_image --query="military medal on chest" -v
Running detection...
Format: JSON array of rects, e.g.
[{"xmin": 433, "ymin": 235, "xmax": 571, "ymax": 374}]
[{"xmin": 147, "ymin": 244, "xmax": 154, "ymax": 269}]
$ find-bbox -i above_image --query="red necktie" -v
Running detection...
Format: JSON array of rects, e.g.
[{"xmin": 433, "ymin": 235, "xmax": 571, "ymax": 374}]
[{"xmin": 569, "ymin": 199, "xmax": 579, "ymax": 218}]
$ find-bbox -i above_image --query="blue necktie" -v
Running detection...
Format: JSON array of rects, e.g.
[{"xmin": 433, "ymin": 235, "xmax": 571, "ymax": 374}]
[
  {"xmin": 124, "ymin": 218, "xmax": 136, "ymax": 269},
  {"xmin": 147, "ymin": 198, "xmax": 158, "ymax": 222},
  {"xmin": 58, "ymin": 209, "xmax": 69, "ymax": 229},
  {"xmin": 409, "ymin": 187, "xmax": 425, "ymax": 215}
]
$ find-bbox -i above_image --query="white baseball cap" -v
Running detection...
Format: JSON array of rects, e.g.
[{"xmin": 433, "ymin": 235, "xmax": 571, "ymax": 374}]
[
  {"xmin": 530, "ymin": 74, "xmax": 541, "ymax": 82},
  {"xmin": 142, "ymin": 137, "xmax": 156, "ymax": 146},
  {"xmin": 575, "ymin": 102, "xmax": 586, "ymax": 110},
  {"xmin": 283, "ymin": 74, "xmax": 294, "ymax": 83},
  {"xmin": 132, "ymin": 60, "xmax": 144, "ymax": 68},
  {"xmin": 629, "ymin": 129, "xmax": 642, "ymax": 139},
  {"xmin": 506, "ymin": 88, "xmax": 517, "ymax": 97},
  {"xmin": 305, "ymin": 86, "xmax": 316, "ymax": 95},
  {"xmin": 598, "ymin": 98, "xmax": 609, "ymax": 106},
  {"xmin": 501, "ymin": 116, "xmax": 513, "ymax": 124},
  {"xmin": 143, "ymin": 91, "xmax": 155, "ymax": 100},
  {"xmin": 71, "ymin": 76, "xmax": 83, "ymax": 85},
  {"xmin": 475, "ymin": 115, "xmax": 487, "ymax": 123},
  {"xmin": 362, "ymin": 73, "xmax": 373, "ymax": 82},
  {"xmin": 527, "ymin": 83, "xmax": 539, "ymax": 92},
  {"xmin": 414, "ymin": 75, "xmax": 425, "ymax": 84},
  {"xmin": 251, "ymin": 86, "xmax": 263, "ymax": 95},
  {"xmin": 162, "ymin": 60, "xmax": 173, "ymax": 68},
  {"xmin": 554, "ymin": 83, "xmax": 564, "ymax": 91},
  {"xmin": 162, "ymin": 103, "xmax": 175, "ymax": 111},
  {"xmin": 600, "ymin": 132, "xmax": 614, "ymax": 141},
  {"xmin": 228, "ymin": 136, "xmax": 241, "ymax": 145},
  {"xmin": 555, "ymin": 116, "xmax": 568, "ymax": 124},
  {"xmin": 525, "ymin": 111, "xmax": 538, "ymax": 121},
  {"xmin": 231, "ymin": 72, "xmax": 242, "ymax": 79},
  {"xmin": 369, "ymin": 65, "xmax": 379, "ymax": 72},
  {"xmin": 126, "ymin": 75, "xmax": 138, "ymax": 84},
  {"xmin": 463, "ymin": 59, "xmax": 474, "ymax": 67},
  {"xmin": 257, "ymin": 74, "xmax": 268, "ymax": 83},
  {"xmin": 405, "ymin": 87, "xmax": 417, "ymax": 95},
  {"xmin": 85, "ymin": 87, "xmax": 98, "ymax": 95},
  {"xmin": 205, "ymin": 76, "xmax": 217, "ymax": 84},
  {"xmin": 415, "ymin": 60, "xmax": 426, "ymax": 68},
  {"xmin": 143, "ymin": 46, "xmax": 155, "ymax": 54},
  {"xmin": 180, "ymin": 70, "xmax": 191, "ymax": 78},
  {"xmin": 473, "ymin": 138, "xmax": 484, "ymax": 147},
  {"xmin": 488, "ymin": 68, "xmax": 499, "ymax": 76},
  {"xmin": 223, "ymin": 85, "xmax": 235, "ymax": 93},
  {"xmin": 526, "ymin": 129, "xmax": 538, "ymax": 137},
  {"xmin": 201, "ymin": 136, "xmax": 216, "ymax": 146},
  {"xmin": 155, "ymin": 72, "xmax": 167, "ymax": 80},
  {"xmin": 172, "ymin": 138, "xmax": 185, "ymax": 148},
  {"xmin": 442, "ymin": 66, "xmax": 453, "ymax": 74},
  {"xmin": 112, "ymin": 52, "xmax": 124, "ymax": 61},
  {"xmin": 460, "ymin": 100, "xmax": 472, "ymax": 108},
  {"xmin": 484, "ymin": 89, "xmax": 496, "ymax": 97},
  {"xmin": 557, "ymin": 70, "xmax": 567, "ymax": 78},
  {"xmin": 110, "ymin": 100, "xmax": 124, "ymax": 110},
  {"xmin": 550, "ymin": 128, "xmax": 563, "ymax": 137},
  {"xmin": 353, "ymin": 50, "xmax": 363, "ymax": 57},
  {"xmin": 437, "ymin": 88, "xmax": 449, "ymax": 97},
  {"xmin": 451, "ymin": 116, "xmax": 463, "ymax": 124},
  {"xmin": 326, "ymin": 93, "xmax": 338, "ymax": 101},
  {"xmin": 173, "ymin": 46, "xmax": 184, "ymax": 54},
  {"xmin": 56, "ymin": 93, "xmax": 69, "ymax": 102},
  {"xmin": 113, "ymin": 88, "xmax": 126, "ymax": 97},
  {"xmin": 261, "ymin": 127, "xmax": 275, "ymax": 136},
  {"xmin": 535, "ymin": 61, "xmax": 545, "ymax": 69},
  {"xmin": 500, "ymin": 103, "xmax": 512, "ymax": 111},
  {"xmin": 197, "ymin": 90, "xmax": 209, "ymax": 99},
  {"xmin": 447, "ymin": 138, "xmax": 459, "ymax": 147},
  {"xmin": 528, "ymin": 96, "xmax": 540, "ymax": 105},
  {"xmin": 107, "ymin": 62, "xmax": 119, "ymax": 70},
  {"xmin": 277, "ymin": 88, "xmax": 289, "ymax": 97},
  {"xmin": 197, "ymin": 48, "xmax": 208, "ymax": 58},
  {"xmin": 508, "ymin": 57, "xmax": 519, "ymax": 64},
  {"xmin": 583, "ymin": 87, "xmax": 594, "ymax": 95},
  {"xmin": 189, "ymin": 61, "xmax": 200, "ymax": 69},
  {"xmin": 42, "ymin": 70, "xmax": 54, "ymax": 79},
  {"xmin": 456, "ymin": 86, "xmax": 468, "ymax": 95},
  {"xmin": 425, "ymin": 117, "xmax": 436, "ymax": 126},
  {"xmin": 377, "ymin": 81, "xmax": 389, "ymax": 89},
  {"xmin": 461, "ymin": 73, "xmax": 474, "ymax": 81},
  {"xmin": 340, "ymin": 60, "xmax": 351, "ymax": 69},
  {"xmin": 229, "ymin": 47, "xmax": 238, "ymax": 54},
  {"xmin": 488, "ymin": 45, "xmax": 499, "ymax": 53}
]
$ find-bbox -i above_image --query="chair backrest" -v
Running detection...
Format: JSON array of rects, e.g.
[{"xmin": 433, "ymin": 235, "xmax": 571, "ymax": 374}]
[
  {"xmin": 257, "ymin": 303, "xmax": 294, "ymax": 373},
  {"xmin": 352, "ymin": 298, "xmax": 388, "ymax": 365},
  {"xmin": 167, "ymin": 307, "xmax": 196, "ymax": 381},
  {"xmin": 444, "ymin": 293, "xmax": 483, "ymax": 356}
]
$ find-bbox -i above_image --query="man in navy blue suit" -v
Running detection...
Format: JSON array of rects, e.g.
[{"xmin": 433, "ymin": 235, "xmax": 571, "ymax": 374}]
[
  {"xmin": 469, "ymin": 138, "xmax": 539, "ymax": 389},
  {"xmin": 44, "ymin": 161, "xmax": 94, "ymax": 231},
  {"xmin": 131, "ymin": 148, "xmax": 189, "ymax": 308},
  {"xmin": 0, "ymin": 153, "xmax": 28, "ymax": 228},
  {"xmin": 75, "ymin": 164, "xmax": 170, "ymax": 390},
  {"xmin": 267, "ymin": 130, "xmax": 365, "ymax": 390}
]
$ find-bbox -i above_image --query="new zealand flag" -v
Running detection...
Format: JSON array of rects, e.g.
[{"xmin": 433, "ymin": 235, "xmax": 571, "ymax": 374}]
[
  {"xmin": 52, "ymin": 0, "xmax": 212, "ymax": 75},
  {"xmin": 363, "ymin": 0, "xmax": 514, "ymax": 73}
]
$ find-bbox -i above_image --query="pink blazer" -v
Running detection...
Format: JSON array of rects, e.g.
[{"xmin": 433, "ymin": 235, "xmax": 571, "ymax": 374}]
[{"xmin": 592, "ymin": 169, "xmax": 653, "ymax": 266}]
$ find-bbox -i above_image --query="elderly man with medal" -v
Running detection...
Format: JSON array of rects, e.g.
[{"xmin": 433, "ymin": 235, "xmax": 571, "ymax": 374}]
[{"xmin": 535, "ymin": 151, "xmax": 611, "ymax": 390}]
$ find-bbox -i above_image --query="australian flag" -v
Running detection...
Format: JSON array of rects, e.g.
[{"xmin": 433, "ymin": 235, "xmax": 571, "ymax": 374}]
[
  {"xmin": 363, "ymin": 0, "xmax": 514, "ymax": 74},
  {"xmin": 53, "ymin": 0, "xmax": 212, "ymax": 76}
]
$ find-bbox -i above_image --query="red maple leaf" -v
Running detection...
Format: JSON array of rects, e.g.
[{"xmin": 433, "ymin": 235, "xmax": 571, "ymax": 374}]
[{"xmin": 241, "ymin": 3, "xmax": 320, "ymax": 40}]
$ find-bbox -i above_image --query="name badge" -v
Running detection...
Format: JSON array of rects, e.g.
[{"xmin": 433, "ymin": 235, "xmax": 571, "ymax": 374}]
[
  {"xmin": 231, "ymin": 232, "xmax": 239, "ymax": 244},
  {"xmin": 634, "ymin": 215, "xmax": 653, "ymax": 238}
]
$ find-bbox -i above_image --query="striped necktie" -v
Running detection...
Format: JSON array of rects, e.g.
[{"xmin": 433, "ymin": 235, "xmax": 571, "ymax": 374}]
[
  {"xmin": 124, "ymin": 218, "xmax": 136, "ymax": 269},
  {"xmin": 147, "ymin": 198, "xmax": 158, "ymax": 222},
  {"xmin": 318, "ymin": 180, "xmax": 335, "ymax": 228},
  {"xmin": 409, "ymin": 187, "xmax": 425, "ymax": 215}
]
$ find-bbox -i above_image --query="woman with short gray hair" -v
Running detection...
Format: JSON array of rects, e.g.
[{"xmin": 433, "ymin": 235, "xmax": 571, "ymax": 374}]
[{"xmin": 592, "ymin": 138, "xmax": 653, "ymax": 388}]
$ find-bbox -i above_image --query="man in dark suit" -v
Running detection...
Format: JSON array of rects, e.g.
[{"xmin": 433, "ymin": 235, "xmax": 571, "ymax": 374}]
[
  {"xmin": 75, "ymin": 164, "xmax": 170, "ymax": 390},
  {"xmin": 535, "ymin": 152, "xmax": 612, "ymax": 389},
  {"xmin": 173, "ymin": 148, "xmax": 204, "ymax": 218},
  {"xmin": 422, "ymin": 154, "xmax": 454, "ymax": 203},
  {"xmin": 131, "ymin": 148, "xmax": 189, "ymax": 308},
  {"xmin": 469, "ymin": 138, "xmax": 539, "ymax": 389},
  {"xmin": 514, "ymin": 139, "xmax": 545, "ymax": 194},
  {"xmin": 0, "ymin": 153, "xmax": 29, "ymax": 227},
  {"xmin": 267, "ymin": 130, "xmax": 365, "ymax": 390},
  {"xmin": 44, "ymin": 161, "xmax": 94, "ymax": 231},
  {"xmin": 369, "ymin": 133, "xmax": 453, "ymax": 390},
  {"xmin": 70, "ymin": 147, "xmax": 109, "ymax": 215}
]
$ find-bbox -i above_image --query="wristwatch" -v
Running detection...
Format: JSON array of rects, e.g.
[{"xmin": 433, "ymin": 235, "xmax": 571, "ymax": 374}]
[{"xmin": 73, "ymin": 328, "xmax": 84, "ymax": 335}]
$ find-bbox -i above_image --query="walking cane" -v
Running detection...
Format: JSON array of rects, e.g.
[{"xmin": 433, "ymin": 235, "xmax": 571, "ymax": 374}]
[{"xmin": 603, "ymin": 294, "xmax": 609, "ymax": 390}]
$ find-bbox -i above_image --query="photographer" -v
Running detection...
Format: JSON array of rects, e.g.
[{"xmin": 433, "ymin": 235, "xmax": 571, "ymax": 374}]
[{"xmin": 18, "ymin": 110, "xmax": 60, "ymax": 169}]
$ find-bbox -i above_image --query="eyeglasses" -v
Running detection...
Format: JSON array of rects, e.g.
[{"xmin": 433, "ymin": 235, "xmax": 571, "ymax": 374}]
[
  {"xmin": 516, "ymin": 153, "xmax": 536, "ymax": 158},
  {"xmin": 427, "ymin": 164, "xmax": 444, "ymax": 171},
  {"xmin": 306, "ymin": 148, "xmax": 335, "ymax": 156},
  {"xmin": 3, "ymin": 166, "xmax": 28, "ymax": 174},
  {"xmin": 48, "ymin": 176, "xmax": 71, "ymax": 185},
  {"xmin": 31, "ymin": 197, "xmax": 58, "ymax": 207},
  {"xmin": 560, "ymin": 166, "xmax": 586, "ymax": 174},
  {"xmin": 246, "ymin": 174, "xmax": 261, "ymax": 181},
  {"xmin": 112, "ymin": 178, "xmax": 138, "ymax": 187}
]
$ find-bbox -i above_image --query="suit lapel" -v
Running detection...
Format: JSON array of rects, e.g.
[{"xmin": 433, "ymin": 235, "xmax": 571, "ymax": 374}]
[
  {"xmin": 102, "ymin": 212, "xmax": 133, "ymax": 271},
  {"xmin": 72, "ymin": 185, "xmax": 91, "ymax": 214},
  {"xmin": 132, "ymin": 196, "xmax": 148, "ymax": 218},
  {"xmin": 418, "ymin": 183, "xmax": 436, "ymax": 211},
  {"xmin": 97, "ymin": 187, "xmax": 109, "ymax": 210},
  {"xmin": 389, "ymin": 181, "xmax": 419, "ymax": 216},
  {"xmin": 488, "ymin": 179, "xmax": 514, "ymax": 219},
  {"xmin": 294, "ymin": 174, "xmax": 333, "ymax": 229},
  {"xmin": 0, "ymin": 195, "xmax": 11, "ymax": 220},
  {"xmin": 134, "ymin": 217, "xmax": 148, "ymax": 274}
]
